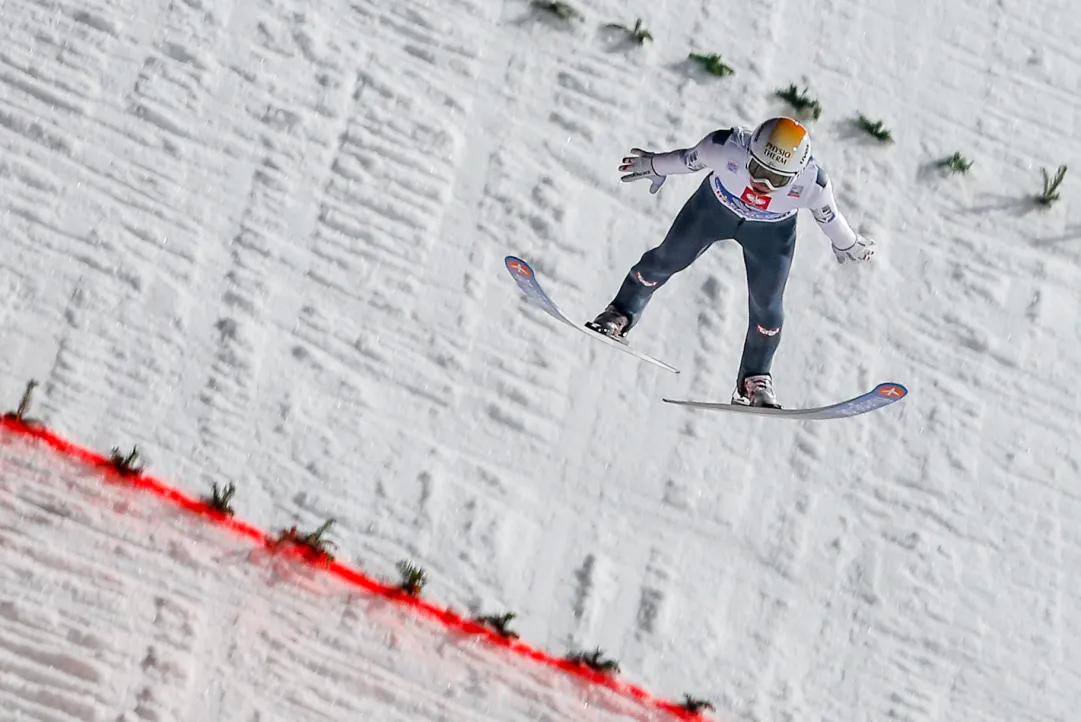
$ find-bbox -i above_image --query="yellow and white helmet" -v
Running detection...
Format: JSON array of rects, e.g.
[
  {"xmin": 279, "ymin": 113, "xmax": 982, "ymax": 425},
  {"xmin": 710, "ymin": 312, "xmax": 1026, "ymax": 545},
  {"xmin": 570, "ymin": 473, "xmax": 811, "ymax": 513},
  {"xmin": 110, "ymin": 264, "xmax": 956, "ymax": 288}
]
[{"xmin": 748, "ymin": 117, "xmax": 811, "ymax": 191}]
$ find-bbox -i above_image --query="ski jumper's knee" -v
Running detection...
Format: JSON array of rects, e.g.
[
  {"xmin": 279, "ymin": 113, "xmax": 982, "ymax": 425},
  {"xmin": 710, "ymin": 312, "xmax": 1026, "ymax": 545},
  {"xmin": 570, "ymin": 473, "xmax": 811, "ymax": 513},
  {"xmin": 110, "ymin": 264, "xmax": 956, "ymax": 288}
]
[
  {"xmin": 748, "ymin": 295, "xmax": 784, "ymax": 334},
  {"xmin": 735, "ymin": 216, "xmax": 796, "ymax": 377},
  {"xmin": 613, "ymin": 177, "xmax": 738, "ymax": 321},
  {"xmin": 640, "ymin": 181, "xmax": 739, "ymax": 278}
]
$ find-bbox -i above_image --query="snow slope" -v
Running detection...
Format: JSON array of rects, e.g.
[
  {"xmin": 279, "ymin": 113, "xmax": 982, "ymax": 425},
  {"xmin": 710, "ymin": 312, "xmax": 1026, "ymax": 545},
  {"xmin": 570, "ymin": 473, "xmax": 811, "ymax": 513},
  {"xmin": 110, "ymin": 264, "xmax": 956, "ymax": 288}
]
[
  {"xmin": 1, "ymin": 0, "xmax": 1080, "ymax": 719},
  {"xmin": 0, "ymin": 426, "xmax": 674, "ymax": 721}
]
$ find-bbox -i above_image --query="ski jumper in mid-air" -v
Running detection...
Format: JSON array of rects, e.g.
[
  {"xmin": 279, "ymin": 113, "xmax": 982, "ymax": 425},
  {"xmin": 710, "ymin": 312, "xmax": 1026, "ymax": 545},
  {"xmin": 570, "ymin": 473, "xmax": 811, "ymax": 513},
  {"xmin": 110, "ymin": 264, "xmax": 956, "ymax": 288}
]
[{"xmin": 585, "ymin": 116, "xmax": 876, "ymax": 409}]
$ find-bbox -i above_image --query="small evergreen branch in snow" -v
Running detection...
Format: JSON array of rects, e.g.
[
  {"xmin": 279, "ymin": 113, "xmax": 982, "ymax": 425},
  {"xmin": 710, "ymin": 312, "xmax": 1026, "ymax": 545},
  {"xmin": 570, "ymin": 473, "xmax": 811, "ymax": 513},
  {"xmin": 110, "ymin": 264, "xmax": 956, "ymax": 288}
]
[
  {"xmin": 1036, "ymin": 165, "xmax": 1067, "ymax": 207},
  {"xmin": 688, "ymin": 53, "xmax": 735, "ymax": 78},
  {"xmin": 938, "ymin": 152, "xmax": 972, "ymax": 174},
  {"xmin": 938, "ymin": 152, "xmax": 973, "ymax": 175},
  {"xmin": 775, "ymin": 83, "xmax": 822, "ymax": 120},
  {"xmin": 106, "ymin": 446, "xmax": 144, "ymax": 477},
  {"xmin": 564, "ymin": 647, "xmax": 620, "ymax": 674},
  {"xmin": 273, "ymin": 519, "xmax": 337, "ymax": 564},
  {"xmin": 530, "ymin": 0, "xmax": 582, "ymax": 22},
  {"xmin": 473, "ymin": 612, "xmax": 520, "ymax": 639},
  {"xmin": 202, "ymin": 482, "xmax": 237, "ymax": 516},
  {"xmin": 396, "ymin": 560, "xmax": 428, "ymax": 597},
  {"xmin": 2, "ymin": 379, "xmax": 42, "ymax": 426},
  {"xmin": 603, "ymin": 17, "xmax": 652, "ymax": 44},
  {"xmin": 856, "ymin": 114, "xmax": 893, "ymax": 143},
  {"xmin": 679, "ymin": 695, "xmax": 716, "ymax": 715}
]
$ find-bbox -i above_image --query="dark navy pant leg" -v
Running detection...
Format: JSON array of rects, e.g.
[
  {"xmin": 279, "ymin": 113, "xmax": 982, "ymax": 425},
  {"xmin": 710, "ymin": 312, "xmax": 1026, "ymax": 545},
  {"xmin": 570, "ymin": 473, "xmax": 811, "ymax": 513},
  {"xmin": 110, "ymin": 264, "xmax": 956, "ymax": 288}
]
[
  {"xmin": 734, "ymin": 216, "xmax": 797, "ymax": 381},
  {"xmin": 611, "ymin": 176, "xmax": 741, "ymax": 328}
]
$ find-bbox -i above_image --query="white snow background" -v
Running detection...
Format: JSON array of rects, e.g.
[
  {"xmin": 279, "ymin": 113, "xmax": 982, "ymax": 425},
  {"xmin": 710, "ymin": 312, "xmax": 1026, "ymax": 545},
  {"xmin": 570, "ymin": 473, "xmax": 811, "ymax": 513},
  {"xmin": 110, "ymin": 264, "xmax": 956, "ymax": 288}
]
[{"xmin": 1, "ymin": 0, "xmax": 1080, "ymax": 720}]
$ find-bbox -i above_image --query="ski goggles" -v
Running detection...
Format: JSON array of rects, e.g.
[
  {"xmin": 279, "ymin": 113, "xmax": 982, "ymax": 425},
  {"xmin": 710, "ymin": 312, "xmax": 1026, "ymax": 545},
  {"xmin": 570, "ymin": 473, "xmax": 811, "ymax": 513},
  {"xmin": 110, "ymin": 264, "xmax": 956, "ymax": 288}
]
[{"xmin": 747, "ymin": 157, "xmax": 796, "ymax": 191}]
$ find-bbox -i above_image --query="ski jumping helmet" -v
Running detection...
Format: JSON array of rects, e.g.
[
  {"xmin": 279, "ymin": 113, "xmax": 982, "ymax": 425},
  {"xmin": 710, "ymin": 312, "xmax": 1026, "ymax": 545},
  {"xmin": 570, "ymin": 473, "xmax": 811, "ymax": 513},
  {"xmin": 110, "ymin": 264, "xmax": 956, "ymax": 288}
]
[{"xmin": 748, "ymin": 117, "xmax": 811, "ymax": 191}]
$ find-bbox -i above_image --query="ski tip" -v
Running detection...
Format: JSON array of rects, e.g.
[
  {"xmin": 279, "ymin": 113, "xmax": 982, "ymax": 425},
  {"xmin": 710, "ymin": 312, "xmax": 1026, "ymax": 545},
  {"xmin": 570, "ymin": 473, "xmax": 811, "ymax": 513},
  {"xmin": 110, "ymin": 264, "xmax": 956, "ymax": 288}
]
[
  {"xmin": 504, "ymin": 256, "xmax": 534, "ymax": 279},
  {"xmin": 872, "ymin": 382, "xmax": 908, "ymax": 401}
]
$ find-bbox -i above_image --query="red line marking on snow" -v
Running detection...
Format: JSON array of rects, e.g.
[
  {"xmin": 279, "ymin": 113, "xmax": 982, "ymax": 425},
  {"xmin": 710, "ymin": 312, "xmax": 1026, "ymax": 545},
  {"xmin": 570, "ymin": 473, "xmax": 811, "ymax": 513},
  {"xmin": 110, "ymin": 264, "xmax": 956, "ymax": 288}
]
[{"xmin": 0, "ymin": 416, "xmax": 709, "ymax": 721}]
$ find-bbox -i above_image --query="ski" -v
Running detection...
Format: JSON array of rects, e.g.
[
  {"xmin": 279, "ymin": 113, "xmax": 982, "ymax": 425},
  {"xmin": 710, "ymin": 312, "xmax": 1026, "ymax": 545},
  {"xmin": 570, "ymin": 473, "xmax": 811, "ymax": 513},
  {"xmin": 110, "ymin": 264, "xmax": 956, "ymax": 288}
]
[
  {"xmin": 663, "ymin": 382, "xmax": 908, "ymax": 420},
  {"xmin": 504, "ymin": 256, "xmax": 679, "ymax": 374}
]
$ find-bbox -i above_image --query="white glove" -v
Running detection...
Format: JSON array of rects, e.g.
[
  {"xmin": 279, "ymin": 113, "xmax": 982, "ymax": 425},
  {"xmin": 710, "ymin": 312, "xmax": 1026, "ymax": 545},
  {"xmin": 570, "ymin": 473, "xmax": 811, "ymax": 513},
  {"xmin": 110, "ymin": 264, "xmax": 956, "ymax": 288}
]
[
  {"xmin": 832, "ymin": 235, "xmax": 876, "ymax": 264},
  {"xmin": 619, "ymin": 148, "xmax": 666, "ymax": 194}
]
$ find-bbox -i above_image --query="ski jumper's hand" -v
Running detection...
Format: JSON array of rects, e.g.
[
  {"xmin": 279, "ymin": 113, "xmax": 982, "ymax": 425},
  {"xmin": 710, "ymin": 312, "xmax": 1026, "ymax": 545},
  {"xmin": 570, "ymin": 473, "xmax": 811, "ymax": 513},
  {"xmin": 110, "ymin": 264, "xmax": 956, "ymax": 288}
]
[
  {"xmin": 619, "ymin": 130, "xmax": 733, "ymax": 194},
  {"xmin": 807, "ymin": 166, "xmax": 873, "ymax": 265},
  {"xmin": 832, "ymin": 235, "xmax": 876, "ymax": 264},
  {"xmin": 619, "ymin": 148, "xmax": 666, "ymax": 194}
]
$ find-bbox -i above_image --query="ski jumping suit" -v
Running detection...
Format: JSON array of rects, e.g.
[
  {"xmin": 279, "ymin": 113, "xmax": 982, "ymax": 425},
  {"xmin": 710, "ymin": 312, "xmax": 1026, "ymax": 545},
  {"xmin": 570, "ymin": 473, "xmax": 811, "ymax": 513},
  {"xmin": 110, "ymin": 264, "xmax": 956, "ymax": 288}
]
[{"xmin": 609, "ymin": 126, "xmax": 860, "ymax": 382}]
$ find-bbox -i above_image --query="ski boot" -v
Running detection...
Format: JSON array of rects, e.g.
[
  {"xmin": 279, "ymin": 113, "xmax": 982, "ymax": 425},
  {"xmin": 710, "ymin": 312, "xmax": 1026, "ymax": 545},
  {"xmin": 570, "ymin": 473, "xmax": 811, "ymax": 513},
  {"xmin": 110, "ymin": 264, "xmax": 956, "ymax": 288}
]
[
  {"xmin": 585, "ymin": 304, "xmax": 630, "ymax": 344},
  {"xmin": 731, "ymin": 374, "xmax": 782, "ymax": 409}
]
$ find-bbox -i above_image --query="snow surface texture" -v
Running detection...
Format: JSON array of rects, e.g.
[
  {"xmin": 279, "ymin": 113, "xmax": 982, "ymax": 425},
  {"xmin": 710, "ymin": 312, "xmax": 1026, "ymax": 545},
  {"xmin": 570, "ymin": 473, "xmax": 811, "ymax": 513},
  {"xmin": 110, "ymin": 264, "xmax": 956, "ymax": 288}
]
[
  {"xmin": 0, "ymin": 427, "xmax": 666, "ymax": 721},
  {"xmin": 1, "ymin": 0, "xmax": 1080, "ymax": 719}
]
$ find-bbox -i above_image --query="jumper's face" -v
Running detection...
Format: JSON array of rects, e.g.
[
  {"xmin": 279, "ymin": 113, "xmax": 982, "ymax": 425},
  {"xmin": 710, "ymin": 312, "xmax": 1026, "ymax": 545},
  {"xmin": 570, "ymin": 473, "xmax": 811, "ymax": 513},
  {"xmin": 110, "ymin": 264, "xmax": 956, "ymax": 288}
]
[
  {"xmin": 747, "ymin": 156, "xmax": 796, "ymax": 195},
  {"xmin": 749, "ymin": 179, "xmax": 774, "ymax": 195}
]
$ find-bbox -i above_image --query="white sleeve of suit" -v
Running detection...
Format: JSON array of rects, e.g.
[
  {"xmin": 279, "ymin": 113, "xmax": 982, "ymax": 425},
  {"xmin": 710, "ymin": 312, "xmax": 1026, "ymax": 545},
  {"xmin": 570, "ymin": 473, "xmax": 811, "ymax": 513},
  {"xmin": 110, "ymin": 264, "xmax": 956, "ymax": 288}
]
[
  {"xmin": 648, "ymin": 129, "xmax": 733, "ymax": 176},
  {"xmin": 646, "ymin": 133, "xmax": 862, "ymax": 252},
  {"xmin": 808, "ymin": 173, "xmax": 859, "ymax": 251}
]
